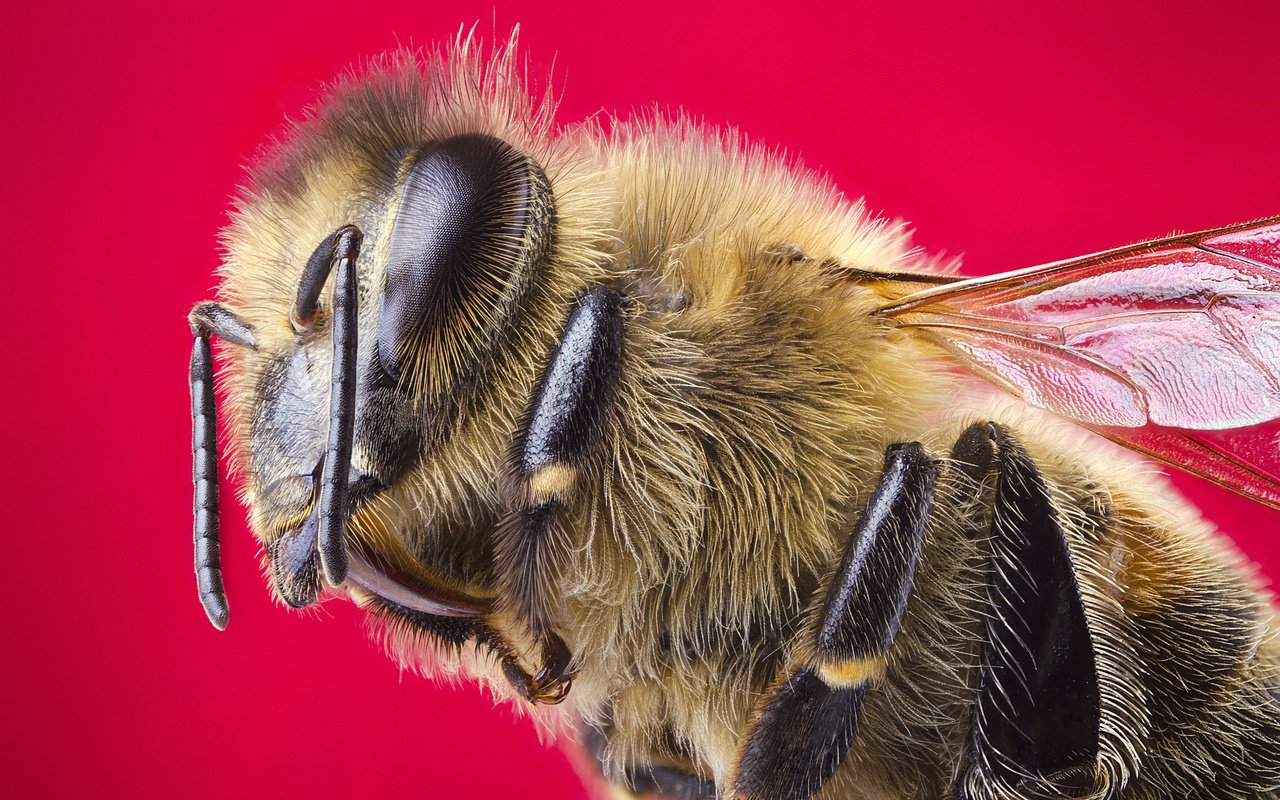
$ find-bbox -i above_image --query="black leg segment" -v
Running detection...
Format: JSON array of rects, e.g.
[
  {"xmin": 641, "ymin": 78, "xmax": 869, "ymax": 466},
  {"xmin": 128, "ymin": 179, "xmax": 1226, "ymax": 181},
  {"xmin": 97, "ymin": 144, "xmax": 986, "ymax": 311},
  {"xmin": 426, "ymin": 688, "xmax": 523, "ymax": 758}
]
[
  {"xmin": 951, "ymin": 423, "xmax": 1101, "ymax": 798},
  {"xmin": 518, "ymin": 287, "xmax": 625, "ymax": 480},
  {"xmin": 626, "ymin": 764, "xmax": 719, "ymax": 800},
  {"xmin": 815, "ymin": 442, "xmax": 939, "ymax": 681},
  {"xmin": 735, "ymin": 443, "xmax": 939, "ymax": 800},
  {"xmin": 187, "ymin": 301, "xmax": 256, "ymax": 630},
  {"xmin": 189, "ymin": 302, "xmax": 256, "ymax": 348},
  {"xmin": 736, "ymin": 671, "xmax": 868, "ymax": 800},
  {"xmin": 496, "ymin": 287, "xmax": 625, "ymax": 703}
]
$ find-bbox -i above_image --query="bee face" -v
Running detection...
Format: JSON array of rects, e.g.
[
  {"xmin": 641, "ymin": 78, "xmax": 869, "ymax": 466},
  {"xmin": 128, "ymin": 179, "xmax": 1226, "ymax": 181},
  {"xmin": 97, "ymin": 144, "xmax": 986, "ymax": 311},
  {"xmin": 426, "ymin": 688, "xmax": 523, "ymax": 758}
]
[{"xmin": 233, "ymin": 133, "xmax": 558, "ymax": 609}]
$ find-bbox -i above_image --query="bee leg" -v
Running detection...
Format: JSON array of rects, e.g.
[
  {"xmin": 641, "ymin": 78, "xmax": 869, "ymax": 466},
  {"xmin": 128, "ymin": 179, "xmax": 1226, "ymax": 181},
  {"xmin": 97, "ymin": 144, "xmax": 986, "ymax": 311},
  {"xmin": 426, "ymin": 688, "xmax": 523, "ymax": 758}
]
[
  {"xmin": 187, "ymin": 302, "xmax": 256, "ymax": 631},
  {"xmin": 583, "ymin": 721, "xmax": 718, "ymax": 800},
  {"xmin": 734, "ymin": 443, "xmax": 940, "ymax": 800},
  {"xmin": 949, "ymin": 422, "xmax": 1101, "ymax": 799},
  {"xmin": 498, "ymin": 630, "xmax": 574, "ymax": 705},
  {"xmin": 367, "ymin": 599, "xmax": 549, "ymax": 700},
  {"xmin": 362, "ymin": 595, "xmax": 565, "ymax": 707},
  {"xmin": 496, "ymin": 287, "xmax": 626, "ymax": 704},
  {"xmin": 623, "ymin": 765, "xmax": 718, "ymax": 800}
]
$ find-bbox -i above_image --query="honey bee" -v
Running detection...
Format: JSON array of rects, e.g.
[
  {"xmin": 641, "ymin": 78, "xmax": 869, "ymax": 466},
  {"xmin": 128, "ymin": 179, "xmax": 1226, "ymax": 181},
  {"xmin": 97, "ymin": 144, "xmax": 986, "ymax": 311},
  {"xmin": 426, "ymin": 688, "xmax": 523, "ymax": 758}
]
[{"xmin": 188, "ymin": 34, "xmax": 1280, "ymax": 800}]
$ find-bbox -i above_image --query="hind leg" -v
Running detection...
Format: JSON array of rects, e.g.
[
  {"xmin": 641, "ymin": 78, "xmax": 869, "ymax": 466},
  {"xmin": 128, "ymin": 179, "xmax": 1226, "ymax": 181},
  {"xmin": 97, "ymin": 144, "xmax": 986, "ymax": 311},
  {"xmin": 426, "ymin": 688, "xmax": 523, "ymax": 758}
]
[
  {"xmin": 733, "ymin": 443, "xmax": 939, "ymax": 800},
  {"xmin": 731, "ymin": 424, "xmax": 1103, "ymax": 800}
]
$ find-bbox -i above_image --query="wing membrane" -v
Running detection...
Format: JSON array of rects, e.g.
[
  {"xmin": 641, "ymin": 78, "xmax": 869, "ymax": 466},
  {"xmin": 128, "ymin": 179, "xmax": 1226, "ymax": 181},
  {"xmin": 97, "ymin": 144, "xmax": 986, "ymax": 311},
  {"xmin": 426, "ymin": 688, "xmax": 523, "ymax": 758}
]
[
  {"xmin": 1094, "ymin": 420, "xmax": 1280, "ymax": 509},
  {"xmin": 881, "ymin": 216, "xmax": 1280, "ymax": 508}
]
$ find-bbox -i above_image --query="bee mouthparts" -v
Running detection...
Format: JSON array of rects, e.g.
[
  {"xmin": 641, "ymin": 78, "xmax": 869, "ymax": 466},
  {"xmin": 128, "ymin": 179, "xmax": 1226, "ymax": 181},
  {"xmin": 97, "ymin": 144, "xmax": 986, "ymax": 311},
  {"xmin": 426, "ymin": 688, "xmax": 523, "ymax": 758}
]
[{"xmin": 344, "ymin": 545, "xmax": 490, "ymax": 619}]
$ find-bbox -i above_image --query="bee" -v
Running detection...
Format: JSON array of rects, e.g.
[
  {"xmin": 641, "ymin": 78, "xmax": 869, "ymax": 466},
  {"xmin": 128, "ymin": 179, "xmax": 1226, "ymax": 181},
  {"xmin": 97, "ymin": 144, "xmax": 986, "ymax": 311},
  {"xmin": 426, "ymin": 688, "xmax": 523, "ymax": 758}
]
[{"xmin": 188, "ymin": 35, "xmax": 1280, "ymax": 800}]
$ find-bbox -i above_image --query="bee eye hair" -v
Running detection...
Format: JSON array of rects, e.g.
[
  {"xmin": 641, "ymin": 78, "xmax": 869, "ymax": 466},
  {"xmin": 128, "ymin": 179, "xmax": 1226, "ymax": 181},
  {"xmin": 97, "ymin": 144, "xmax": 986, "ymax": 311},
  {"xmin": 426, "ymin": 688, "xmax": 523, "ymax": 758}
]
[{"xmin": 377, "ymin": 133, "xmax": 553, "ymax": 393}]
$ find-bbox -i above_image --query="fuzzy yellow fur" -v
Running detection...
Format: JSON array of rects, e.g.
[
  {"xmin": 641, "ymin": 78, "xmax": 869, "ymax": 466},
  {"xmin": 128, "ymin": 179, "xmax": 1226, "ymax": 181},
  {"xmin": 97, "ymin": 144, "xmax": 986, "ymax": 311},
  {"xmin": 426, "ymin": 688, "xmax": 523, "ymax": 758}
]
[{"xmin": 215, "ymin": 33, "xmax": 1279, "ymax": 799}]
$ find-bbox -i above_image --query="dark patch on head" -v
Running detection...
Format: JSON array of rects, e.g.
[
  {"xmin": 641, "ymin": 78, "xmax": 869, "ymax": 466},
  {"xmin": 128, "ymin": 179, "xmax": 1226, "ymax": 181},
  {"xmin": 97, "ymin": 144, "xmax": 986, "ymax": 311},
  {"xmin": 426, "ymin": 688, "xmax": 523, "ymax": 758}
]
[{"xmin": 354, "ymin": 384, "xmax": 423, "ymax": 485}]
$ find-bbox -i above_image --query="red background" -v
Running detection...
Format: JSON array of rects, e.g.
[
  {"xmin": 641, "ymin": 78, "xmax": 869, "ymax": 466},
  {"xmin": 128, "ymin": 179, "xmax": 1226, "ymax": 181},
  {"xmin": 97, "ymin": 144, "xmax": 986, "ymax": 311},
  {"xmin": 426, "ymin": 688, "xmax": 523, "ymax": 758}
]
[{"xmin": 4, "ymin": 2, "xmax": 1279, "ymax": 798}]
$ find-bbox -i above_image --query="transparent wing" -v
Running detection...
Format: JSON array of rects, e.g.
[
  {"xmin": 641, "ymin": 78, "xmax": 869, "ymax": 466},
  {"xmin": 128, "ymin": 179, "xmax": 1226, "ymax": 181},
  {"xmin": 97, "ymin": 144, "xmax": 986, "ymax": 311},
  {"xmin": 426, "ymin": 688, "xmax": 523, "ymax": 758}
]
[
  {"xmin": 880, "ymin": 216, "xmax": 1280, "ymax": 507},
  {"xmin": 1093, "ymin": 419, "xmax": 1280, "ymax": 508}
]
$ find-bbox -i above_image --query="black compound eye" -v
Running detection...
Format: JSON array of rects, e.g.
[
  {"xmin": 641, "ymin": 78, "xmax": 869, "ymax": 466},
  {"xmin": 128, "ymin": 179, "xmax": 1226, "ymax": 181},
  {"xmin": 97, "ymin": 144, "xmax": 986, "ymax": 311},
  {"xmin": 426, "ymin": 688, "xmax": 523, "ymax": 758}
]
[{"xmin": 378, "ymin": 133, "xmax": 553, "ymax": 392}]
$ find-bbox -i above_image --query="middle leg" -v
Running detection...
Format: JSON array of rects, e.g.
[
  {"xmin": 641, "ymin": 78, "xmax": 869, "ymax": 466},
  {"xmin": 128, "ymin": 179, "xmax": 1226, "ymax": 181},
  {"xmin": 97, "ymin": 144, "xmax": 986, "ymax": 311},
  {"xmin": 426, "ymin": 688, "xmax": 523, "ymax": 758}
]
[
  {"xmin": 494, "ymin": 287, "xmax": 626, "ymax": 703},
  {"xmin": 732, "ymin": 423, "xmax": 1104, "ymax": 800}
]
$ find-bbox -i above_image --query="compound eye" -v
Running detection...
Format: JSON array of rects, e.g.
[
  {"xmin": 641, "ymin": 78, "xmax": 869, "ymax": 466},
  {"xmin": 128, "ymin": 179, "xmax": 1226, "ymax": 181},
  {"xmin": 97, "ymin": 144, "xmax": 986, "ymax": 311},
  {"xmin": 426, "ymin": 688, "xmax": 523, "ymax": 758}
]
[{"xmin": 378, "ymin": 133, "xmax": 553, "ymax": 392}]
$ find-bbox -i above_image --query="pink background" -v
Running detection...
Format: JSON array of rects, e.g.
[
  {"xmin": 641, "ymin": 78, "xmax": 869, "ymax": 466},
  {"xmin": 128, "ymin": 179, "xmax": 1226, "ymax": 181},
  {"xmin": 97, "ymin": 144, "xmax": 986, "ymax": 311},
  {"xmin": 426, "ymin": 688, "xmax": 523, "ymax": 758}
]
[{"xmin": 4, "ymin": 1, "xmax": 1278, "ymax": 797}]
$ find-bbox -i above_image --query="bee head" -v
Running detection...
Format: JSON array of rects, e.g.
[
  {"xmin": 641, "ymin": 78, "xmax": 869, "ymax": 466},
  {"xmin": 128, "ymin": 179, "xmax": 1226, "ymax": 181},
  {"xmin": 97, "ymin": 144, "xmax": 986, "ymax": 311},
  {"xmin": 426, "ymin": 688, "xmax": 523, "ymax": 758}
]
[
  {"xmin": 194, "ymin": 43, "xmax": 614, "ymax": 636},
  {"xmin": 234, "ymin": 131, "xmax": 557, "ymax": 613}
]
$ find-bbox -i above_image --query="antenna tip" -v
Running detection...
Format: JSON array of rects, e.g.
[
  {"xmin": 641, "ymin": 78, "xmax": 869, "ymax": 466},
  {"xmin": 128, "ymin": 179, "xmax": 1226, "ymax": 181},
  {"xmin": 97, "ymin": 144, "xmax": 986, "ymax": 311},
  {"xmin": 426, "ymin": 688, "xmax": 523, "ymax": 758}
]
[
  {"xmin": 319, "ymin": 537, "xmax": 349, "ymax": 587},
  {"xmin": 202, "ymin": 595, "xmax": 229, "ymax": 631}
]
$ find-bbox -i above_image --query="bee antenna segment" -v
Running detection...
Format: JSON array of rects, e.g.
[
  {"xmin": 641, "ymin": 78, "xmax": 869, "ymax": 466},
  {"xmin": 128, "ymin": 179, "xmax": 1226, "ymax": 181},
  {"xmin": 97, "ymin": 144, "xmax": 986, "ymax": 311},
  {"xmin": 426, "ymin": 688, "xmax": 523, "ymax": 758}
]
[
  {"xmin": 187, "ymin": 300, "xmax": 255, "ymax": 630},
  {"xmin": 189, "ymin": 328, "xmax": 226, "ymax": 629},
  {"xmin": 293, "ymin": 224, "xmax": 360, "ymax": 332},
  {"xmin": 317, "ymin": 226, "xmax": 363, "ymax": 586}
]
